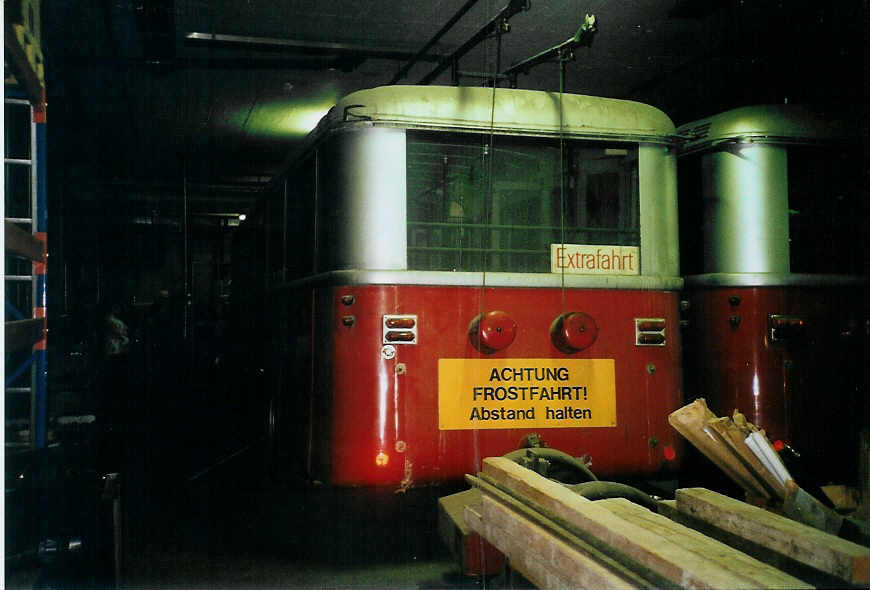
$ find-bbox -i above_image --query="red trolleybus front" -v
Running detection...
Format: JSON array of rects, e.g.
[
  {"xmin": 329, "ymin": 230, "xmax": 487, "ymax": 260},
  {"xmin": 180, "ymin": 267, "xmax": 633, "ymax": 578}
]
[
  {"xmin": 678, "ymin": 106, "xmax": 869, "ymax": 485},
  {"xmin": 258, "ymin": 86, "xmax": 683, "ymax": 488}
]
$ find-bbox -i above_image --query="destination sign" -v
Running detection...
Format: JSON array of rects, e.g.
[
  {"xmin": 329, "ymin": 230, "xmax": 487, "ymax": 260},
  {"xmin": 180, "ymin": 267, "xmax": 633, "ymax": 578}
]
[{"xmin": 551, "ymin": 244, "xmax": 639, "ymax": 275}]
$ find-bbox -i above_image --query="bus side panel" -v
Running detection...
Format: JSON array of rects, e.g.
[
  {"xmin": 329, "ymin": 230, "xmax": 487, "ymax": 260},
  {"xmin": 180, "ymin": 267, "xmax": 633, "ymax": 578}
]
[
  {"xmin": 308, "ymin": 287, "xmax": 337, "ymax": 483},
  {"xmin": 314, "ymin": 284, "xmax": 682, "ymax": 487},
  {"xmin": 273, "ymin": 287, "xmax": 316, "ymax": 479},
  {"xmin": 683, "ymin": 285, "xmax": 868, "ymax": 484}
]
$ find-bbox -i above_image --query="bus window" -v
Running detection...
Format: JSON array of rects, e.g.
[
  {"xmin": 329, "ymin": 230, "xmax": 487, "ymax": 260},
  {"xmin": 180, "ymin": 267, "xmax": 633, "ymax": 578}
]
[
  {"xmin": 676, "ymin": 152, "xmax": 705, "ymax": 276},
  {"xmin": 787, "ymin": 146, "xmax": 869, "ymax": 274},
  {"xmin": 406, "ymin": 131, "xmax": 639, "ymax": 273},
  {"xmin": 285, "ymin": 156, "xmax": 316, "ymax": 279},
  {"xmin": 265, "ymin": 183, "xmax": 285, "ymax": 286}
]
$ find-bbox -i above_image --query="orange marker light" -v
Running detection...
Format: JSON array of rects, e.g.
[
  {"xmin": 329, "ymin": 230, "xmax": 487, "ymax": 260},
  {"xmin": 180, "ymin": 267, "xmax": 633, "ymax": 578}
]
[
  {"xmin": 637, "ymin": 319, "xmax": 666, "ymax": 332},
  {"xmin": 385, "ymin": 317, "xmax": 416, "ymax": 329},
  {"xmin": 635, "ymin": 318, "xmax": 666, "ymax": 347},
  {"xmin": 385, "ymin": 331, "xmax": 415, "ymax": 342},
  {"xmin": 382, "ymin": 315, "xmax": 418, "ymax": 345},
  {"xmin": 637, "ymin": 333, "xmax": 666, "ymax": 345},
  {"xmin": 375, "ymin": 452, "xmax": 389, "ymax": 467}
]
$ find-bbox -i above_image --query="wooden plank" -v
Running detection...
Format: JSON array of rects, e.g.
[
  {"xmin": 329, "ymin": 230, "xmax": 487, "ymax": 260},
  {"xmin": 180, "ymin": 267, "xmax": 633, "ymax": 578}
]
[
  {"xmin": 5, "ymin": 318, "xmax": 44, "ymax": 352},
  {"xmin": 668, "ymin": 399, "xmax": 771, "ymax": 499},
  {"xmin": 481, "ymin": 457, "xmax": 766, "ymax": 589},
  {"xmin": 706, "ymin": 417, "xmax": 786, "ymax": 498},
  {"xmin": 466, "ymin": 498, "xmax": 640, "ymax": 590},
  {"xmin": 821, "ymin": 485, "xmax": 860, "ymax": 513},
  {"xmin": 596, "ymin": 498, "xmax": 811, "ymax": 589},
  {"xmin": 464, "ymin": 502, "xmax": 573, "ymax": 590},
  {"xmin": 470, "ymin": 475, "xmax": 662, "ymax": 589},
  {"xmin": 659, "ymin": 499, "xmax": 843, "ymax": 588},
  {"xmin": 5, "ymin": 221, "xmax": 44, "ymax": 262},
  {"xmin": 438, "ymin": 488, "xmax": 504, "ymax": 576},
  {"xmin": 676, "ymin": 487, "xmax": 870, "ymax": 585},
  {"xmin": 439, "ymin": 488, "xmax": 479, "ymax": 537}
]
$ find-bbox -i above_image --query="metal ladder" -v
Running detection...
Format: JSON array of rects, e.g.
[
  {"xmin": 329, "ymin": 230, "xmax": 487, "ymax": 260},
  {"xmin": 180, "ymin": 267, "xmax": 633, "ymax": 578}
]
[{"xmin": 5, "ymin": 95, "xmax": 48, "ymax": 452}]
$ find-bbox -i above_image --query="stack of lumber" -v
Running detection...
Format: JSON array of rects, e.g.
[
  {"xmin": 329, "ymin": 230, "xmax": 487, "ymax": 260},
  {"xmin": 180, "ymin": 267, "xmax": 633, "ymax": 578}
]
[
  {"xmin": 668, "ymin": 399, "xmax": 870, "ymax": 541},
  {"xmin": 465, "ymin": 457, "xmax": 870, "ymax": 589},
  {"xmin": 668, "ymin": 398, "xmax": 789, "ymax": 500}
]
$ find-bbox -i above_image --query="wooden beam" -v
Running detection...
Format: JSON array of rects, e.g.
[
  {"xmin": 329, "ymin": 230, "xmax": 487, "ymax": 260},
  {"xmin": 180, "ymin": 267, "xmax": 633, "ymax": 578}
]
[
  {"xmin": 5, "ymin": 221, "xmax": 45, "ymax": 262},
  {"xmin": 470, "ymin": 474, "xmax": 661, "ymax": 589},
  {"xmin": 438, "ymin": 488, "xmax": 504, "ymax": 576},
  {"xmin": 668, "ymin": 399, "xmax": 771, "ymax": 499},
  {"xmin": 597, "ymin": 498, "xmax": 810, "ymax": 589},
  {"xmin": 659, "ymin": 499, "xmax": 846, "ymax": 588},
  {"xmin": 4, "ymin": 20, "xmax": 45, "ymax": 109},
  {"xmin": 706, "ymin": 417, "xmax": 785, "ymax": 498},
  {"xmin": 676, "ymin": 487, "xmax": 870, "ymax": 585},
  {"xmin": 481, "ymin": 457, "xmax": 769, "ymax": 589},
  {"xmin": 466, "ymin": 498, "xmax": 639, "ymax": 590},
  {"xmin": 5, "ymin": 318, "xmax": 44, "ymax": 352}
]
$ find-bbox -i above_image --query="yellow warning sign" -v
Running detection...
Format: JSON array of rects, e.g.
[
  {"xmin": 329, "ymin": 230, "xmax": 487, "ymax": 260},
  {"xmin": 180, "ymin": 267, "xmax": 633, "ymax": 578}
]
[{"xmin": 438, "ymin": 358, "xmax": 617, "ymax": 430}]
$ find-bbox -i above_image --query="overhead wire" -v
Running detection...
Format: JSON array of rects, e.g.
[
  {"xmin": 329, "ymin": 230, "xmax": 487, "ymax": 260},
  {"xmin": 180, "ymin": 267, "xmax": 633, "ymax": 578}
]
[
  {"xmin": 473, "ymin": 3, "xmax": 498, "ymax": 582},
  {"xmin": 559, "ymin": 52, "xmax": 567, "ymax": 313}
]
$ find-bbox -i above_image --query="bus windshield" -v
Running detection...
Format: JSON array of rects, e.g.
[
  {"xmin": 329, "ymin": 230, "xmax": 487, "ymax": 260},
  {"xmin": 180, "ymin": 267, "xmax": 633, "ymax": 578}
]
[
  {"xmin": 406, "ymin": 131, "xmax": 639, "ymax": 273},
  {"xmin": 788, "ymin": 145, "xmax": 869, "ymax": 274}
]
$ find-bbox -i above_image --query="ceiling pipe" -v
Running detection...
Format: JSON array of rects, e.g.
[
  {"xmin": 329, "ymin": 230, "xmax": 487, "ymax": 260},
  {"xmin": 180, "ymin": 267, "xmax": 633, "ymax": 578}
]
[{"xmin": 185, "ymin": 32, "xmax": 443, "ymax": 63}]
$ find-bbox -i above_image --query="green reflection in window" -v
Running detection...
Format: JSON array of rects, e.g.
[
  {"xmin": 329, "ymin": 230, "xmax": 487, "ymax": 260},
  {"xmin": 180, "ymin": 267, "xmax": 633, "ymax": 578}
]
[{"xmin": 406, "ymin": 132, "xmax": 639, "ymax": 272}]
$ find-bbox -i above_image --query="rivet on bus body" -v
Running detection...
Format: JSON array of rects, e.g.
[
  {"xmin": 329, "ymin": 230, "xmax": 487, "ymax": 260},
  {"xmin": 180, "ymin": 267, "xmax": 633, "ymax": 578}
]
[
  {"xmin": 550, "ymin": 312, "xmax": 598, "ymax": 353},
  {"xmin": 395, "ymin": 440, "xmax": 407, "ymax": 453},
  {"xmin": 646, "ymin": 363, "xmax": 656, "ymax": 375},
  {"xmin": 341, "ymin": 294, "xmax": 355, "ymax": 306},
  {"xmin": 342, "ymin": 315, "xmax": 355, "ymax": 327},
  {"xmin": 395, "ymin": 363, "xmax": 407, "ymax": 375},
  {"xmin": 468, "ymin": 311, "xmax": 517, "ymax": 354}
]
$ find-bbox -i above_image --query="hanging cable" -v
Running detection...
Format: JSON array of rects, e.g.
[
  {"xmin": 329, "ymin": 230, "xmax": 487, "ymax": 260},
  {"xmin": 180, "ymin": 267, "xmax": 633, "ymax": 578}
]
[
  {"xmin": 472, "ymin": 0, "xmax": 499, "ymax": 535},
  {"xmin": 479, "ymin": 0, "xmax": 503, "ymax": 319},
  {"xmin": 559, "ymin": 56, "xmax": 567, "ymax": 313}
]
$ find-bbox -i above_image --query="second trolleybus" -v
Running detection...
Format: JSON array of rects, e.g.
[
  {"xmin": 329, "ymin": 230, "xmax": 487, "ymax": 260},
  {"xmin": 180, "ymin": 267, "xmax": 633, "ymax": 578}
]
[{"xmin": 678, "ymin": 105, "xmax": 869, "ymax": 485}]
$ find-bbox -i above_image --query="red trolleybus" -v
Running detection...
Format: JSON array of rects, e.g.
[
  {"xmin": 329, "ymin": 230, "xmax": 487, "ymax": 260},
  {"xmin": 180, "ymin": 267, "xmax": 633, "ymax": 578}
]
[
  {"xmin": 678, "ymin": 106, "xmax": 869, "ymax": 484},
  {"xmin": 235, "ymin": 85, "xmax": 683, "ymax": 488}
]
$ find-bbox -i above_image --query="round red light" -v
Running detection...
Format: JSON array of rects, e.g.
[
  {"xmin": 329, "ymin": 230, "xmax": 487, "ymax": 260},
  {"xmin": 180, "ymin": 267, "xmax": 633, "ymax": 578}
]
[
  {"xmin": 773, "ymin": 440, "xmax": 785, "ymax": 452},
  {"xmin": 468, "ymin": 311, "xmax": 517, "ymax": 354},
  {"xmin": 550, "ymin": 312, "xmax": 598, "ymax": 353},
  {"xmin": 664, "ymin": 445, "xmax": 676, "ymax": 461}
]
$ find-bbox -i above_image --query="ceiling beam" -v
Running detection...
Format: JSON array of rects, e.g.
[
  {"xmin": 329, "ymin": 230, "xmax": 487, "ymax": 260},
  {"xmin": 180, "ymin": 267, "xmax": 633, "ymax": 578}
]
[{"xmin": 185, "ymin": 32, "xmax": 445, "ymax": 63}]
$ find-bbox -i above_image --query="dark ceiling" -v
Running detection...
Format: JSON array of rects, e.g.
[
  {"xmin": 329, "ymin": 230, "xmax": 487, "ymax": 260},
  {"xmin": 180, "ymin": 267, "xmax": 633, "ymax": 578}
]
[{"xmin": 40, "ymin": 0, "xmax": 869, "ymax": 218}]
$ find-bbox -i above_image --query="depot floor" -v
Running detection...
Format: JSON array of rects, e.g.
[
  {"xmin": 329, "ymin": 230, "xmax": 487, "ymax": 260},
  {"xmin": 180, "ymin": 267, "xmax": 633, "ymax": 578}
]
[
  {"xmin": 7, "ymin": 444, "xmax": 485, "ymax": 589},
  {"xmin": 127, "ymin": 476, "xmax": 462, "ymax": 589},
  {"xmin": 5, "ymin": 316, "xmax": 491, "ymax": 590}
]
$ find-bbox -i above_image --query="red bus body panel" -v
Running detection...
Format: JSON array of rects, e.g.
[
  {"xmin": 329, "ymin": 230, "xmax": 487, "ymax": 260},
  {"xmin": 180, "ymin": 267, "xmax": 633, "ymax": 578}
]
[
  {"xmin": 683, "ymin": 285, "xmax": 868, "ymax": 483},
  {"xmin": 309, "ymin": 284, "xmax": 683, "ymax": 487}
]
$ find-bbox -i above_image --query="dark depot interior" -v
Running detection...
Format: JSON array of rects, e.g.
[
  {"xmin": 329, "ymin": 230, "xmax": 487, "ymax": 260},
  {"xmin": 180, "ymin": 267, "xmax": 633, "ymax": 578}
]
[{"xmin": 4, "ymin": 1, "xmax": 869, "ymax": 588}]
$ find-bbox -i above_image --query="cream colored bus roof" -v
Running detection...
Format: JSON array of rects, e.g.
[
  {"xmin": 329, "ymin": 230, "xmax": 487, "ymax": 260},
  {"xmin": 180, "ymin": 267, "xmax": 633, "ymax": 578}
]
[
  {"xmin": 320, "ymin": 85, "xmax": 675, "ymax": 142},
  {"xmin": 677, "ymin": 104, "xmax": 861, "ymax": 152}
]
